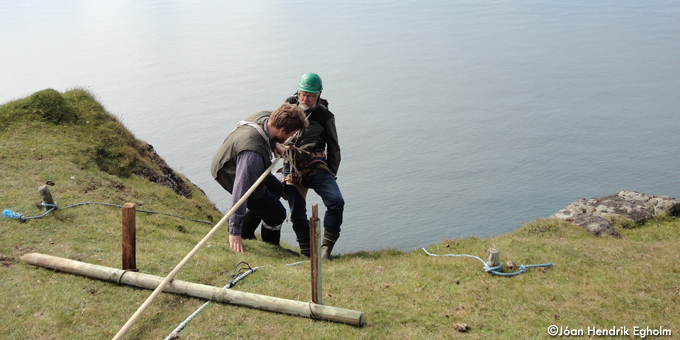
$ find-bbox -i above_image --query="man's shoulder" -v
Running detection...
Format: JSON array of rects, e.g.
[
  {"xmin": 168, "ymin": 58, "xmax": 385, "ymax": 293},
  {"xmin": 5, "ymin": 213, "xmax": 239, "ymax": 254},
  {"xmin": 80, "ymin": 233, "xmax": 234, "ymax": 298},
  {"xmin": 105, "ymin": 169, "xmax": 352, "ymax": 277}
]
[
  {"xmin": 309, "ymin": 105, "xmax": 334, "ymax": 124},
  {"xmin": 245, "ymin": 110, "xmax": 272, "ymax": 122}
]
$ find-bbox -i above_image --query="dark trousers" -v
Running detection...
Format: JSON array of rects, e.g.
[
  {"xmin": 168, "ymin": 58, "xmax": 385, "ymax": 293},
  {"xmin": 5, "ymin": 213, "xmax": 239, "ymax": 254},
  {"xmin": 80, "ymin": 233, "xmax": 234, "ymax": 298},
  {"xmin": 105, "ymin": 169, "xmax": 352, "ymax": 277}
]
[
  {"xmin": 284, "ymin": 171, "xmax": 344, "ymax": 242},
  {"xmin": 246, "ymin": 173, "xmax": 286, "ymax": 228},
  {"xmin": 214, "ymin": 169, "xmax": 286, "ymax": 229}
]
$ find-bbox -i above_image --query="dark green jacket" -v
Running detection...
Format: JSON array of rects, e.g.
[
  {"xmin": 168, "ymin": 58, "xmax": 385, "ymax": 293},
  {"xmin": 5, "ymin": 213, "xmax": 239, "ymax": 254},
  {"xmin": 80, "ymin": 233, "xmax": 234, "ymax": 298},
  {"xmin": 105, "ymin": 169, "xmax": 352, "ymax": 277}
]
[
  {"xmin": 285, "ymin": 97, "xmax": 341, "ymax": 176},
  {"xmin": 210, "ymin": 111, "xmax": 273, "ymax": 199}
]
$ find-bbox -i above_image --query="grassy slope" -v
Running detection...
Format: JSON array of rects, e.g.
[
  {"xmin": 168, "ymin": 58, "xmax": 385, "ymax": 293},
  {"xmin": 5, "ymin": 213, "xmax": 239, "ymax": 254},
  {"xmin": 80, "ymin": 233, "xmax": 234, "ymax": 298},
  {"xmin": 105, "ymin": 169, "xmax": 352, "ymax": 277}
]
[{"xmin": 1, "ymin": 90, "xmax": 678, "ymax": 339}]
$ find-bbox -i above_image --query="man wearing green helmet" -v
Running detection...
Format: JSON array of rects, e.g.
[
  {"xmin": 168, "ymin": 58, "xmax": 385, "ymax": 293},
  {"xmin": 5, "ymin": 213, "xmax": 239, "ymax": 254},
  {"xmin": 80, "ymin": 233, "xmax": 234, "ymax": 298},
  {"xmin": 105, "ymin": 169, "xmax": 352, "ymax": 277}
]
[{"xmin": 282, "ymin": 73, "xmax": 344, "ymax": 260}]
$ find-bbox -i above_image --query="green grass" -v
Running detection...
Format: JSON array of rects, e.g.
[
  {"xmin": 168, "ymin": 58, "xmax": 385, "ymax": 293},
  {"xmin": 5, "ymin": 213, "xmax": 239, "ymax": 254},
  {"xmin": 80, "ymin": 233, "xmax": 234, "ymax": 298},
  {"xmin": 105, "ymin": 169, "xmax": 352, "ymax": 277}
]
[{"xmin": 1, "ymin": 89, "xmax": 679, "ymax": 339}]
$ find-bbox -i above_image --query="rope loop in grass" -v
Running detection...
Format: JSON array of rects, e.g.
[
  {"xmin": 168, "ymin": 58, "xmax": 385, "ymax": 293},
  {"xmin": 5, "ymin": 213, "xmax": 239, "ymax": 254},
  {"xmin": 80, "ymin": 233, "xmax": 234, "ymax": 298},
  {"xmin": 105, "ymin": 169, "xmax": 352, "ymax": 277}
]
[{"xmin": 422, "ymin": 248, "xmax": 552, "ymax": 277}]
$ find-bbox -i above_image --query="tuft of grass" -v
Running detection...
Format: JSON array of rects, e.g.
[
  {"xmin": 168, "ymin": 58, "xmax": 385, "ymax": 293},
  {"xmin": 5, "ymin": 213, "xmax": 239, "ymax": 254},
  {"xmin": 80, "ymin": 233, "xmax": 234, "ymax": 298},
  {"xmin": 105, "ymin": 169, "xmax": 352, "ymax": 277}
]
[
  {"xmin": 605, "ymin": 214, "xmax": 638, "ymax": 229},
  {"xmin": 27, "ymin": 88, "xmax": 78, "ymax": 124},
  {"xmin": 2, "ymin": 90, "xmax": 679, "ymax": 339}
]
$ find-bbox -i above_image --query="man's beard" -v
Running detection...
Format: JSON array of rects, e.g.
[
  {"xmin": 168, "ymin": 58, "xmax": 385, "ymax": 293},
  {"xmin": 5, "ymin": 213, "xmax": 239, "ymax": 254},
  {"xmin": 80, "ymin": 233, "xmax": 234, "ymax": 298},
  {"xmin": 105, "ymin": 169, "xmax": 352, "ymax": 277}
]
[{"xmin": 299, "ymin": 102, "xmax": 316, "ymax": 112}]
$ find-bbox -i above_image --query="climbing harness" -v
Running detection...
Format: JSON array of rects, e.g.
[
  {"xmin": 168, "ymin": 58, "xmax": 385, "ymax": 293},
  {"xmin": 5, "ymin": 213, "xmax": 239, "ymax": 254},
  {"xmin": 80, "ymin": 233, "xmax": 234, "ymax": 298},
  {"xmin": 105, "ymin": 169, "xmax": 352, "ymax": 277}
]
[
  {"xmin": 281, "ymin": 113, "xmax": 334, "ymax": 190},
  {"xmin": 3, "ymin": 202, "xmax": 212, "ymax": 224},
  {"xmin": 422, "ymin": 248, "xmax": 553, "ymax": 277},
  {"xmin": 234, "ymin": 120, "xmax": 268, "ymax": 143},
  {"xmin": 282, "ymin": 120, "xmax": 309, "ymax": 184}
]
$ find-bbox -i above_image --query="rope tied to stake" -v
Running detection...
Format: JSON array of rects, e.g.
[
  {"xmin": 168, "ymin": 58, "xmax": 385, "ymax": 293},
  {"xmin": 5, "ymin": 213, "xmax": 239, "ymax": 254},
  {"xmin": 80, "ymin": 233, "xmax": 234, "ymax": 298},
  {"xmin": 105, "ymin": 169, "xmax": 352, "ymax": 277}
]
[
  {"xmin": 422, "ymin": 248, "xmax": 553, "ymax": 277},
  {"xmin": 3, "ymin": 202, "xmax": 212, "ymax": 224}
]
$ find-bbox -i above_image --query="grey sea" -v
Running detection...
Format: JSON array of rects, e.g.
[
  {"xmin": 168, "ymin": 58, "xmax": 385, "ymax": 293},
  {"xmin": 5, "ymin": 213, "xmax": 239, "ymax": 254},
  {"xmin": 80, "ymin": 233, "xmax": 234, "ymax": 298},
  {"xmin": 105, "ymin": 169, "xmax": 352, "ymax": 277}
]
[{"xmin": 2, "ymin": 0, "xmax": 679, "ymax": 254}]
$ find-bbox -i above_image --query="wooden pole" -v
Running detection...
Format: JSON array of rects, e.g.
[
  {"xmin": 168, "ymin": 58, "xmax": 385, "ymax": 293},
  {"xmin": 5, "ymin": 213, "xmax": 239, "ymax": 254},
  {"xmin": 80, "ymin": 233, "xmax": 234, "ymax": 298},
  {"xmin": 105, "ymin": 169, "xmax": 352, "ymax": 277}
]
[
  {"xmin": 112, "ymin": 157, "xmax": 281, "ymax": 340},
  {"xmin": 122, "ymin": 203, "xmax": 136, "ymax": 271},
  {"xmin": 21, "ymin": 252, "xmax": 365, "ymax": 327},
  {"xmin": 487, "ymin": 247, "xmax": 501, "ymax": 268},
  {"xmin": 309, "ymin": 204, "xmax": 322, "ymax": 304},
  {"xmin": 38, "ymin": 185, "xmax": 56, "ymax": 209},
  {"xmin": 314, "ymin": 218, "xmax": 322, "ymax": 304}
]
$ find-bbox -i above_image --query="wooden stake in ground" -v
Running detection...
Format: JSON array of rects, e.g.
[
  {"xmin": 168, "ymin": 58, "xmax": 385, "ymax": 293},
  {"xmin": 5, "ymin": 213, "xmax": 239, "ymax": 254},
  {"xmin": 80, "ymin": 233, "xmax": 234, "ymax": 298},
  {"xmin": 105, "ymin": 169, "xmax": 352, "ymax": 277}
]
[
  {"xmin": 310, "ymin": 204, "xmax": 322, "ymax": 304},
  {"xmin": 487, "ymin": 247, "xmax": 501, "ymax": 268},
  {"xmin": 112, "ymin": 157, "xmax": 281, "ymax": 340},
  {"xmin": 38, "ymin": 185, "xmax": 55, "ymax": 209},
  {"xmin": 121, "ymin": 203, "xmax": 136, "ymax": 271}
]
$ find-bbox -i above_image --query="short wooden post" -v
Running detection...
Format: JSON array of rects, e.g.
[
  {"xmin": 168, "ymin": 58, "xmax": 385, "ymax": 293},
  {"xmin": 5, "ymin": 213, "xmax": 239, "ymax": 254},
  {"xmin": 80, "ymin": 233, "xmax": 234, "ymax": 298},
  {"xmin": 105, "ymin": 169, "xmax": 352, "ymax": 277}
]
[
  {"xmin": 122, "ymin": 203, "xmax": 137, "ymax": 271},
  {"xmin": 487, "ymin": 247, "xmax": 501, "ymax": 268},
  {"xmin": 38, "ymin": 185, "xmax": 56, "ymax": 210},
  {"xmin": 310, "ymin": 204, "xmax": 322, "ymax": 304}
]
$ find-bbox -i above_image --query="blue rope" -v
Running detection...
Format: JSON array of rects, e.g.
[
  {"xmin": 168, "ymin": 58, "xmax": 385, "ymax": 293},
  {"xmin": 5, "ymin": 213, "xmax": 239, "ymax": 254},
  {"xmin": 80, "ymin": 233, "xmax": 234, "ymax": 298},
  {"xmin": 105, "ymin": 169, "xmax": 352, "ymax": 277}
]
[
  {"xmin": 3, "ymin": 203, "xmax": 57, "ymax": 222},
  {"xmin": 3, "ymin": 202, "xmax": 212, "ymax": 224},
  {"xmin": 422, "ymin": 248, "xmax": 552, "ymax": 277}
]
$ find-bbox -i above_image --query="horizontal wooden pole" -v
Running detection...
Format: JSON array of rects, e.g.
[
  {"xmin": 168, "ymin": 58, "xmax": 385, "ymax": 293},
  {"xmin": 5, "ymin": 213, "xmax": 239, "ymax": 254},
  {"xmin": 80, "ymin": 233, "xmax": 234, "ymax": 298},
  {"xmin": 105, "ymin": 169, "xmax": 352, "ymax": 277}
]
[{"xmin": 21, "ymin": 253, "xmax": 365, "ymax": 327}]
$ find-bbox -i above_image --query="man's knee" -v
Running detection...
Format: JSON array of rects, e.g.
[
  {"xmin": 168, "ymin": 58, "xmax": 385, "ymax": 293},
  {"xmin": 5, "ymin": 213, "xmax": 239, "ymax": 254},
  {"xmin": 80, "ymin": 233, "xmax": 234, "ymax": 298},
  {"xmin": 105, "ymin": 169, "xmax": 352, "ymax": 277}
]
[
  {"xmin": 250, "ymin": 194, "xmax": 287, "ymax": 226},
  {"xmin": 327, "ymin": 194, "xmax": 344, "ymax": 211},
  {"xmin": 264, "ymin": 175, "xmax": 284, "ymax": 198},
  {"xmin": 269, "ymin": 202, "xmax": 287, "ymax": 224}
]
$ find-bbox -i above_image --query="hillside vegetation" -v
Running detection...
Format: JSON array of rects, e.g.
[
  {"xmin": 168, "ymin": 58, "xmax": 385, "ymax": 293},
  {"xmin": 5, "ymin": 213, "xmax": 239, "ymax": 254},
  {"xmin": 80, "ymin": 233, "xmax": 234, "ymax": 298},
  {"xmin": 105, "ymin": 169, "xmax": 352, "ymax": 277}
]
[{"xmin": 1, "ymin": 89, "xmax": 678, "ymax": 339}]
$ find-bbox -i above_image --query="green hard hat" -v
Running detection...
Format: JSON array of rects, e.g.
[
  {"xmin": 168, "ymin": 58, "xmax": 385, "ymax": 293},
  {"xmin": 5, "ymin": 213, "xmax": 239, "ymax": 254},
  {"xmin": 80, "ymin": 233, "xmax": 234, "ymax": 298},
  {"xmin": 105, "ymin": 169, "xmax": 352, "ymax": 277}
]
[{"xmin": 297, "ymin": 73, "xmax": 323, "ymax": 93}]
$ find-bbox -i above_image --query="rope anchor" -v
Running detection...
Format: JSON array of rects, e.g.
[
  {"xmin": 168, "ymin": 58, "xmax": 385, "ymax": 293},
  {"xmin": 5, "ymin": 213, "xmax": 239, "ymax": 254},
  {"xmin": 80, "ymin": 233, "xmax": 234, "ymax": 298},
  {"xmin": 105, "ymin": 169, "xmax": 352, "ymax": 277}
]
[
  {"xmin": 4, "ymin": 184, "xmax": 213, "ymax": 224},
  {"xmin": 422, "ymin": 248, "xmax": 553, "ymax": 277}
]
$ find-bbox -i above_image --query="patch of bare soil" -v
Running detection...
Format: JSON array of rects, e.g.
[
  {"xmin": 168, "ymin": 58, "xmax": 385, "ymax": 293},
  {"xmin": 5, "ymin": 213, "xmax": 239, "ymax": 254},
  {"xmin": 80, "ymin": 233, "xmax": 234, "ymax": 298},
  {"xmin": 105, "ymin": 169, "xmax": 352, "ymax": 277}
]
[{"xmin": 133, "ymin": 142, "xmax": 194, "ymax": 198}]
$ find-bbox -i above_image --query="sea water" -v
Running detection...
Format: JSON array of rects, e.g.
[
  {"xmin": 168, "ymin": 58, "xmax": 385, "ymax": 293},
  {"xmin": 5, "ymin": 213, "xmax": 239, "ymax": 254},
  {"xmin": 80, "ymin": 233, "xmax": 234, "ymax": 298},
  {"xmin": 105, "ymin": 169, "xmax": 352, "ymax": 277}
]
[{"xmin": 1, "ymin": 0, "xmax": 679, "ymax": 253}]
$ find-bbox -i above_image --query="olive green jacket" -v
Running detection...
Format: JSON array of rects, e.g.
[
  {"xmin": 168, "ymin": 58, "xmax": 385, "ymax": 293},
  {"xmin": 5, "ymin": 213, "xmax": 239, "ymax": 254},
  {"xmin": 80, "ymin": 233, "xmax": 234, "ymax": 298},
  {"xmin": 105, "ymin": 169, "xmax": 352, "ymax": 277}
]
[{"xmin": 210, "ymin": 111, "xmax": 273, "ymax": 199}]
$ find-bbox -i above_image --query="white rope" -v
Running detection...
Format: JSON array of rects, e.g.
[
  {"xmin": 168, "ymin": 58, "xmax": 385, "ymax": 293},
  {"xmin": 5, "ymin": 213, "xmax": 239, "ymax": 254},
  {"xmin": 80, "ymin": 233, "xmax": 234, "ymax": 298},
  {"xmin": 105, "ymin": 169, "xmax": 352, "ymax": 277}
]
[
  {"xmin": 164, "ymin": 256, "xmax": 312, "ymax": 339},
  {"xmin": 164, "ymin": 266, "xmax": 263, "ymax": 340}
]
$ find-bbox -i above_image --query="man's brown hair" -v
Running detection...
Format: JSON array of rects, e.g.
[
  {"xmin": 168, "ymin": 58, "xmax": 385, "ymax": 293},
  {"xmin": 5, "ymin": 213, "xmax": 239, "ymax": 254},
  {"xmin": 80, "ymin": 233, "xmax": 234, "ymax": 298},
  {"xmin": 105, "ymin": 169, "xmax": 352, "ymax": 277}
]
[{"xmin": 270, "ymin": 103, "xmax": 308, "ymax": 133}]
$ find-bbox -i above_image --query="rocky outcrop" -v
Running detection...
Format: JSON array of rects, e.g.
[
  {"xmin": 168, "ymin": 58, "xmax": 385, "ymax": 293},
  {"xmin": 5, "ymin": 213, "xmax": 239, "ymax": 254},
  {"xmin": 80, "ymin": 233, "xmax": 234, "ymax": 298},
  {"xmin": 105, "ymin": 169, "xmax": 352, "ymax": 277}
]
[
  {"xmin": 133, "ymin": 142, "xmax": 194, "ymax": 198},
  {"xmin": 550, "ymin": 191, "xmax": 680, "ymax": 237}
]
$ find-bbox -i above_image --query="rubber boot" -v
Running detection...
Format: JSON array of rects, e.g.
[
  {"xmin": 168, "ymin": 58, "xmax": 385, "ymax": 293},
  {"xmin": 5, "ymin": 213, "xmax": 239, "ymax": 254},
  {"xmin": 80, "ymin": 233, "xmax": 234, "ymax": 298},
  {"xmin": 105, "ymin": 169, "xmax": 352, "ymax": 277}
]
[
  {"xmin": 260, "ymin": 223, "xmax": 281, "ymax": 246},
  {"xmin": 240, "ymin": 209, "xmax": 260, "ymax": 240},
  {"xmin": 320, "ymin": 230, "xmax": 340, "ymax": 260},
  {"xmin": 298, "ymin": 240, "xmax": 310, "ymax": 257}
]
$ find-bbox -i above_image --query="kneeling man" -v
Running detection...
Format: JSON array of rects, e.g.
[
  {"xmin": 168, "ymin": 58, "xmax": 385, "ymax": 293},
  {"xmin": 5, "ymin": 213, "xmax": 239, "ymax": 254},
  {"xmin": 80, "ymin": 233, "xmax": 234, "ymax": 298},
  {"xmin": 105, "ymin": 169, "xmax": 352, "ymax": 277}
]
[{"xmin": 211, "ymin": 103, "xmax": 308, "ymax": 253}]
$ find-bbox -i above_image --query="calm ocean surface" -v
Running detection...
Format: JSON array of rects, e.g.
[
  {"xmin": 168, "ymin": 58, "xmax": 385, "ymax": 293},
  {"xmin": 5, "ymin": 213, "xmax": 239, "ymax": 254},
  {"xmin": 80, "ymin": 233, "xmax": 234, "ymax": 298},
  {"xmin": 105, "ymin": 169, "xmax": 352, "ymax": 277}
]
[{"xmin": 2, "ymin": 1, "xmax": 679, "ymax": 254}]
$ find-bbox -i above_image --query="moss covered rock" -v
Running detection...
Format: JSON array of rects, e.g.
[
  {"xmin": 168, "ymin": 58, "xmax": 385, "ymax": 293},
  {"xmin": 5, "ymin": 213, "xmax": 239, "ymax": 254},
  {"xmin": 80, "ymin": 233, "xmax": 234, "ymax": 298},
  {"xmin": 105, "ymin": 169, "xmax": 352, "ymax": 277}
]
[{"xmin": 28, "ymin": 88, "xmax": 78, "ymax": 124}]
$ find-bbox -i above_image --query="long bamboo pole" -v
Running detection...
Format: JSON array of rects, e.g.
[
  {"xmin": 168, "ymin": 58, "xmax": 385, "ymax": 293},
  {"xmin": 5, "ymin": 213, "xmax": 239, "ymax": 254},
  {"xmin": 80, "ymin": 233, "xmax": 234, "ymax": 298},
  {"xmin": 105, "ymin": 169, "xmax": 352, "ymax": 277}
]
[
  {"xmin": 112, "ymin": 157, "xmax": 281, "ymax": 340},
  {"xmin": 20, "ymin": 253, "xmax": 365, "ymax": 327}
]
